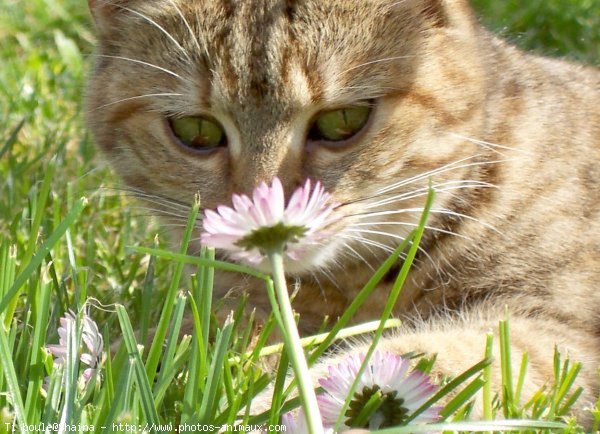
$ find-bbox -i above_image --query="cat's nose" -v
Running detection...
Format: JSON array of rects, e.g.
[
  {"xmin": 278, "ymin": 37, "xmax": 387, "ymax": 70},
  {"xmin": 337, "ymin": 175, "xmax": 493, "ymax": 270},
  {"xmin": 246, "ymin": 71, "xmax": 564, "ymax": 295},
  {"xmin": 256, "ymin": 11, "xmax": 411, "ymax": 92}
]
[
  {"xmin": 231, "ymin": 148, "xmax": 302, "ymax": 198},
  {"xmin": 232, "ymin": 170, "xmax": 302, "ymax": 200}
]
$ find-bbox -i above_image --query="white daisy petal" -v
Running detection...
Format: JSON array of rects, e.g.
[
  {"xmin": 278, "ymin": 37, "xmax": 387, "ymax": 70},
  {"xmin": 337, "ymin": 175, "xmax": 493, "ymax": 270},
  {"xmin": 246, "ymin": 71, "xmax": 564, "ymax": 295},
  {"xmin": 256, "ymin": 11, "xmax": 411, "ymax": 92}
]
[
  {"xmin": 47, "ymin": 310, "xmax": 104, "ymax": 390},
  {"xmin": 201, "ymin": 177, "xmax": 338, "ymax": 265}
]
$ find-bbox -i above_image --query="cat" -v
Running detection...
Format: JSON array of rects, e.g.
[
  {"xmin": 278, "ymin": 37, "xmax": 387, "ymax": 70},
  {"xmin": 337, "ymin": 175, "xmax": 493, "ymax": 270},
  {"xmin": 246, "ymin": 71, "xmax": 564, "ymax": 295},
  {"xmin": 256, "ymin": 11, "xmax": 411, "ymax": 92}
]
[{"xmin": 85, "ymin": 0, "xmax": 600, "ymax": 425}]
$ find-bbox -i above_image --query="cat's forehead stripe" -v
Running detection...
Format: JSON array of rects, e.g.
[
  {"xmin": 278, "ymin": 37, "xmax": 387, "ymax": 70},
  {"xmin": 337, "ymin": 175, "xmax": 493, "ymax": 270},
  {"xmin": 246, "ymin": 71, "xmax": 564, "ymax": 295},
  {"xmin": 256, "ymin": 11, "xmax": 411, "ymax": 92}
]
[{"xmin": 209, "ymin": 0, "xmax": 322, "ymax": 107}]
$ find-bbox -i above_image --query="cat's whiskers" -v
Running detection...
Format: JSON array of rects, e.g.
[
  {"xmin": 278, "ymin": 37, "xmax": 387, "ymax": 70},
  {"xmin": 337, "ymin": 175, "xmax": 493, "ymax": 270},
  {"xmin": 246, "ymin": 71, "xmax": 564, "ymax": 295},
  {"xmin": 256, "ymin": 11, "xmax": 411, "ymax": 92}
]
[
  {"xmin": 340, "ymin": 233, "xmax": 434, "ymax": 281},
  {"xmin": 340, "ymin": 234, "xmax": 418, "ymax": 273},
  {"xmin": 95, "ymin": 54, "xmax": 190, "ymax": 83},
  {"xmin": 309, "ymin": 271, "xmax": 329, "ymax": 300},
  {"xmin": 447, "ymin": 132, "xmax": 534, "ymax": 157},
  {"xmin": 347, "ymin": 222, "xmax": 471, "ymax": 241},
  {"xmin": 127, "ymin": 207, "xmax": 192, "ymax": 222},
  {"xmin": 100, "ymin": 186, "xmax": 192, "ymax": 211},
  {"xmin": 375, "ymin": 155, "xmax": 512, "ymax": 196},
  {"xmin": 164, "ymin": 0, "xmax": 208, "ymax": 59},
  {"xmin": 336, "ymin": 55, "xmax": 417, "ymax": 78},
  {"xmin": 92, "ymin": 92, "xmax": 183, "ymax": 112},
  {"xmin": 339, "ymin": 234, "xmax": 395, "ymax": 255},
  {"xmin": 119, "ymin": 5, "xmax": 192, "ymax": 63},
  {"xmin": 388, "ymin": 0, "xmax": 409, "ymax": 7},
  {"xmin": 340, "ymin": 241, "xmax": 376, "ymax": 272},
  {"xmin": 98, "ymin": 191, "xmax": 194, "ymax": 224},
  {"xmin": 316, "ymin": 266, "xmax": 344, "ymax": 293},
  {"xmin": 352, "ymin": 207, "xmax": 503, "ymax": 236},
  {"xmin": 129, "ymin": 197, "xmax": 190, "ymax": 215},
  {"xmin": 364, "ymin": 180, "xmax": 497, "ymax": 210},
  {"xmin": 345, "ymin": 228, "xmax": 445, "ymax": 280},
  {"xmin": 334, "ymin": 85, "xmax": 405, "ymax": 99},
  {"xmin": 315, "ymin": 8, "xmax": 337, "ymax": 60}
]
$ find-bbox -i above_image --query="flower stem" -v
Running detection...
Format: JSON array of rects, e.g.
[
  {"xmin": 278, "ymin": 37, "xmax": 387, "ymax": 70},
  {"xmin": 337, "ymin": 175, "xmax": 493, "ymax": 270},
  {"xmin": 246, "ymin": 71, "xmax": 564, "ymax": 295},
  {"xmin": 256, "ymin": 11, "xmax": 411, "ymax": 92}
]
[{"xmin": 267, "ymin": 250, "xmax": 323, "ymax": 434}]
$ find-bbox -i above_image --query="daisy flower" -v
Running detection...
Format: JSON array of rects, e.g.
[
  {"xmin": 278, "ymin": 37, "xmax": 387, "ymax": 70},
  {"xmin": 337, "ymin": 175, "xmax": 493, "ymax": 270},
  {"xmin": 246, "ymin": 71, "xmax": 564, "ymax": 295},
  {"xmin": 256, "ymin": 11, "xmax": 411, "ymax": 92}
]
[
  {"xmin": 202, "ymin": 177, "xmax": 338, "ymax": 433},
  {"xmin": 317, "ymin": 351, "xmax": 441, "ymax": 430},
  {"xmin": 201, "ymin": 177, "xmax": 337, "ymax": 266},
  {"xmin": 47, "ymin": 310, "xmax": 104, "ymax": 386},
  {"xmin": 279, "ymin": 410, "xmax": 336, "ymax": 434}
]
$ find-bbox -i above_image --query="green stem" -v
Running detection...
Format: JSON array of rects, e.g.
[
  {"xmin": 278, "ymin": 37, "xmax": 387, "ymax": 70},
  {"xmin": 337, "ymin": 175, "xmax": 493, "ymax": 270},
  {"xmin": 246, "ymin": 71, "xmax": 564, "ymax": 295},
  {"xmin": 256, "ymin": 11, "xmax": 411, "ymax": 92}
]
[{"xmin": 267, "ymin": 250, "xmax": 323, "ymax": 434}]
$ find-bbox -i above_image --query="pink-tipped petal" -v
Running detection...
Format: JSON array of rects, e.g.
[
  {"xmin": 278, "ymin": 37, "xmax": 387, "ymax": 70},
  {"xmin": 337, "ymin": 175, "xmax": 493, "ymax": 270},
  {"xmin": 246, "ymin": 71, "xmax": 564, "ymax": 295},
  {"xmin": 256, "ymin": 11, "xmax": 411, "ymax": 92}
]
[
  {"xmin": 201, "ymin": 177, "xmax": 337, "ymax": 266},
  {"xmin": 316, "ymin": 351, "xmax": 440, "ymax": 429}
]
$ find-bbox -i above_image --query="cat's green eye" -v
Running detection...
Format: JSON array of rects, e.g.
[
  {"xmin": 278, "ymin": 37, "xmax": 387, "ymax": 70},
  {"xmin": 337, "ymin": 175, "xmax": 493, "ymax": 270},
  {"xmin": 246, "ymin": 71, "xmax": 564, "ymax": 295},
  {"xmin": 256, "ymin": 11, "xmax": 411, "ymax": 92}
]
[
  {"xmin": 310, "ymin": 105, "xmax": 372, "ymax": 143},
  {"xmin": 169, "ymin": 116, "xmax": 226, "ymax": 151}
]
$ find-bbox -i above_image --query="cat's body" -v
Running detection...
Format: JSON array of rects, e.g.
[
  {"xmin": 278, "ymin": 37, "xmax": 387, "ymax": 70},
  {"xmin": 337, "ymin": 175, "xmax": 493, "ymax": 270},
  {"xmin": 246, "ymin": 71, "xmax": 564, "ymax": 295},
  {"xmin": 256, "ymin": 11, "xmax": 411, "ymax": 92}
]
[{"xmin": 86, "ymin": 0, "xmax": 600, "ymax": 422}]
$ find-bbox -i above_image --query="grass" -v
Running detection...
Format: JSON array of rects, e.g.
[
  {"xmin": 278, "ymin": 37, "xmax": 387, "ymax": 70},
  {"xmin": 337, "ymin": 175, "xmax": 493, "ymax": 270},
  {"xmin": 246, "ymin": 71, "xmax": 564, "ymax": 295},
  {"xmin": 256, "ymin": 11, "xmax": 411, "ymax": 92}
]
[
  {"xmin": 471, "ymin": 0, "xmax": 599, "ymax": 65},
  {"xmin": 1, "ymin": 0, "xmax": 599, "ymax": 432}
]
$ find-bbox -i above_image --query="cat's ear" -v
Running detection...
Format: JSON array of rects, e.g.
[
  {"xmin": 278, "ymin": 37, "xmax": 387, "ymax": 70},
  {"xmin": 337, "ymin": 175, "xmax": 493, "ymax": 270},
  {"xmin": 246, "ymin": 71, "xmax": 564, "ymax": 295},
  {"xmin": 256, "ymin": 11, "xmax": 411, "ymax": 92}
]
[
  {"xmin": 410, "ymin": 0, "xmax": 476, "ymax": 29},
  {"xmin": 88, "ymin": 0, "xmax": 129, "ymax": 35},
  {"xmin": 421, "ymin": 0, "xmax": 447, "ymax": 27}
]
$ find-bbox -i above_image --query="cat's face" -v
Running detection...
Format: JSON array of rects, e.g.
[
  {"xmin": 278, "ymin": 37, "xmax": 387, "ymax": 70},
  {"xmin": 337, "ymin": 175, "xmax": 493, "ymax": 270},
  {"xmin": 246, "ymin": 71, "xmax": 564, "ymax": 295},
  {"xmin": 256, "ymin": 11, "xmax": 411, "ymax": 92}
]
[{"xmin": 87, "ymin": 0, "xmax": 491, "ymax": 274}]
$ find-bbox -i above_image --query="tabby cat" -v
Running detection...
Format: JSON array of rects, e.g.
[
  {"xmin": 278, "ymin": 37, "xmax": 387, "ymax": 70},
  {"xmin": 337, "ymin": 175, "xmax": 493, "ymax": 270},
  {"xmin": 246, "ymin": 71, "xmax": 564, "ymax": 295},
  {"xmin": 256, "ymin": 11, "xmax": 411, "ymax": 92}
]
[{"xmin": 85, "ymin": 0, "xmax": 600, "ymax": 423}]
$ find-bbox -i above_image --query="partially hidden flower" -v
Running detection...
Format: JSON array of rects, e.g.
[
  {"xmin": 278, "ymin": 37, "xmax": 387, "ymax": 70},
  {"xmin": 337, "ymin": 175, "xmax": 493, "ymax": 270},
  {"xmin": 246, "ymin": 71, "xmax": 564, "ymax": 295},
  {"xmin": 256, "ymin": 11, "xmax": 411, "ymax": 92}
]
[
  {"xmin": 317, "ymin": 351, "xmax": 442, "ymax": 430},
  {"xmin": 278, "ymin": 410, "xmax": 335, "ymax": 434},
  {"xmin": 201, "ymin": 177, "xmax": 337, "ymax": 266},
  {"xmin": 47, "ymin": 310, "xmax": 104, "ymax": 385}
]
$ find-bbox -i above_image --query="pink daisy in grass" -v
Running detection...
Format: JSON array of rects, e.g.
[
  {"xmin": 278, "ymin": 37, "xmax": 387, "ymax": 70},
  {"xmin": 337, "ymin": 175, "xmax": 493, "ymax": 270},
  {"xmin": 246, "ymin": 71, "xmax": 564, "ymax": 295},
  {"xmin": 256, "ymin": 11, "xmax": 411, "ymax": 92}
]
[
  {"xmin": 47, "ymin": 310, "xmax": 104, "ymax": 385},
  {"xmin": 317, "ymin": 351, "xmax": 442, "ymax": 430},
  {"xmin": 203, "ymin": 177, "xmax": 339, "ymax": 430},
  {"xmin": 201, "ymin": 177, "xmax": 337, "ymax": 267},
  {"xmin": 278, "ymin": 410, "xmax": 335, "ymax": 434}
]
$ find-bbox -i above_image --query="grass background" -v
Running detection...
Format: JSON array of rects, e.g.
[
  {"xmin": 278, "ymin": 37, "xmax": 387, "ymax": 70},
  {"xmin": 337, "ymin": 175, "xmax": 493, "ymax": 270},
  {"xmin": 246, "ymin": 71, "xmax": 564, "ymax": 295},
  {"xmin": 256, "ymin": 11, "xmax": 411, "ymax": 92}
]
[{"xmin": 0, "ymin": 0, "xmax": 599, "ymax": 431}]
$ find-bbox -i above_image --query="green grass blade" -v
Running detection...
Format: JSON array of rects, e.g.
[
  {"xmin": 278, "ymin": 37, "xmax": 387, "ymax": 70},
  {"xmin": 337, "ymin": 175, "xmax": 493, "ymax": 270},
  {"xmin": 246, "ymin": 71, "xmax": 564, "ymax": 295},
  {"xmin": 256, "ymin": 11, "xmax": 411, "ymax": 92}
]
[
  {"xmin": 0, "ymin": 245, "xmax": 17, "ymax": 307},
  {"xmin": 139, "ymin": 236, "xmax": 158, "ymax": 346},
  {"xmin": 102, "ymin": 359, "xmax": 135, "ymax": 433},
  {"xmin": 155, "ymin": 293, "xmax": 187, "ymax": 393},
  {"xmin": 196, "ymin": 314, "xmax": 235, "ymax": 423},
  {"xmin": 0, "ymin": 117, "xmax": 26, "ymax": 160},
  {"xmin": 374, "ymin": 419, "xmax": 567, "ymax": 433},
  {"xmin": 181, "ymin": 281, "xmax": 212, "ymax": 423},
  {"xmin": 3, "ymin": 157, "xmax": 57, "ymax": 327},
  {"xmin": 239, "ymin": 319, "xmax": 400, "ymax": 363},
  {"xmin": 130, "ymin": 246, "xmax": 269, "ymax": 281},
  {"xmin": 440, "ymin": 377, "xmax": 485, "ymax": 419},
  {"xmin": 406, "ymin": 357, "xmax": 493, "ymax": 424},
  {"xmin": 200, "ymin": 248, "xmax": 215, "ymax": 350},
  {"xmin": 0, "ymin": 324, "xmax": 29, "ymax": 432},
  {"xmin": 0, "ymin": 197, "xmax": 87, "ymax": 317},
  {"xmin": 334, "ymin": 186, "xmax": 436, "ymax": 431},
  {"xmin": 153, "ymin": 336, "xmax": 191, "ymax": 407},
  {"xmin": 557, "ymin": 387, "xmax": 583, "ymax": 417},
  {"xmin": 144, "ymin": 197, "xmax": 199, "ymax": 385},
  {"xmin": 307, "ymin": 233, "xmax": 416, "ymax": 366},
  {"xmin": 482, "ymin": 332, "xmax": 494, "ymax": 427},
  {"xmin": 41, "ymin": 366, "xmax": 63, "ymax": 425},
  {"xmin": 268, "ymin": 350, "xmax": 290, "ymax": 425},
  {"xmin": 24, "ymin": 266, "xmax": 52, "ymax": 421},
  {"xmin": 499, "ymin": 317, "xmax": 514, "ymax": 416},
  {"xmin": 556, "ymin": 361, "xmax": 582, "ymax": 406},
  {"xmin": 116, "ymin": 305, "xmax": 161, "ymax": 428},
  {"xmin": 514, "ymin": 351, "xmax": 528, "ymax": 407}
]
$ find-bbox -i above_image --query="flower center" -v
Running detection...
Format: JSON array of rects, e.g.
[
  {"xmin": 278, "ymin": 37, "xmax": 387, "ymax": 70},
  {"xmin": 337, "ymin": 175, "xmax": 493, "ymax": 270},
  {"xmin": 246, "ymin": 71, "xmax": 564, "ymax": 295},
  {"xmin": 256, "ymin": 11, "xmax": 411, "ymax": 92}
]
[
  {"xmin": 345, "ymin": 385, "xmax": 410, "ymax": 429},
  {"xmin": 235, "ymin": 222, "xmax": 307, "ymax": 253}
]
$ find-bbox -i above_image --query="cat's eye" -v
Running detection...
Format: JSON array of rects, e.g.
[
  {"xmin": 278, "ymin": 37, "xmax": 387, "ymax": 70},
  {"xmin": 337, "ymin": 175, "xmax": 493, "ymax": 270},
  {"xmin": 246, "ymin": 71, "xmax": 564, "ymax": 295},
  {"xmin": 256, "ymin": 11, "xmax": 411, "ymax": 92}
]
[
  {"xmin": 309, "ymin": 105, "xmax": 372, "ymax": 144},
  {"xmin": 169, "ymin": 116, "xmax": 226, "ymax": 151}
]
